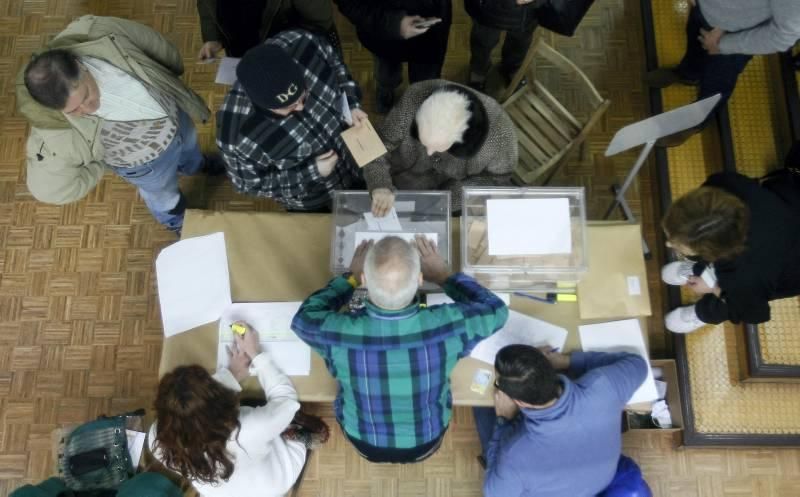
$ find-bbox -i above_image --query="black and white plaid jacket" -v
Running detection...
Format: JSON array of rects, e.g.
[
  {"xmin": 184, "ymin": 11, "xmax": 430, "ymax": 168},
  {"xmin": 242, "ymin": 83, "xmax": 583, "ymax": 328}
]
[{"xmin": 216, "ymin": 30, "xmax": 363, "ymax": 210}]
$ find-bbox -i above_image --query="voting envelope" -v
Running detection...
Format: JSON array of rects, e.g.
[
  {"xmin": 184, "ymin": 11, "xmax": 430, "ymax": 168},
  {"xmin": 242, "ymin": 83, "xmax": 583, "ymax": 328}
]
[
  {"xmin": 577, "ymin": 223, "xmax": 651, "ymax": 319},
  {"xmin": 341, "ymin": 118, "xmax": 388, "ymax": 167}
]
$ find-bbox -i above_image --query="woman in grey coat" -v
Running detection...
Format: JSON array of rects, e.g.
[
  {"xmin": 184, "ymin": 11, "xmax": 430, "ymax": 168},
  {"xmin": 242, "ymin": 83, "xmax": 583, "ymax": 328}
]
[{"xmin": 365, "ymin": 80, "xmax": 518, "ymax": 215}]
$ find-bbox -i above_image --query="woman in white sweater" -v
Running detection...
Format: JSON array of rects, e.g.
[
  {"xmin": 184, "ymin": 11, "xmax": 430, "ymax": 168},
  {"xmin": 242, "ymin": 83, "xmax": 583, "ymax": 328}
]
[{"xmin": 148, "ymin": 324, "xmax": 306, "ymax": 497}]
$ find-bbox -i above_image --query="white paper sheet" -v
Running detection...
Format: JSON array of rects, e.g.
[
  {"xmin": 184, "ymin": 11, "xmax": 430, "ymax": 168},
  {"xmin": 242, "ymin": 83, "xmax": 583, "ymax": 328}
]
[
  {"xmin": 354, "ymin": 232, "xmax": 437, "ymax": 247},
  {"xmin": 426, "ymin": 292, "xmax": 510, "ymax": 306},
  {"xmin": 364, "ymin": 208, "xmax": 402, "ymax": 231},
  {"xmin": 486, "ymin": 198, "xmax": 572, "ymax": 256},
  {"xmin": 469, "ymin": 311, "xmax": 567, "ymax": 366},
  {"xmin": 217, "ymin": 302, "xmax": 311, "ymax": 376},
  {"xmin": 340, "ymin": 92, "xmax": 353, "ymax": 126},
  {"xmin": 156, "ymin": 232, "xmax": 232, "ymax": 337},
  {"xmin": 215, "ymin": 57, "xmax": 241, "ymax": 85},
  {"xmin": 394, "ymin": 201, "xmax": 416, "ymax": 212},
  {"xmin": 125, "ymin": 430, "xmax": 146, "ymax": 467},
  {"xmin": 577, "ymin": 319, "xmax": 659, "ymax": 405}
]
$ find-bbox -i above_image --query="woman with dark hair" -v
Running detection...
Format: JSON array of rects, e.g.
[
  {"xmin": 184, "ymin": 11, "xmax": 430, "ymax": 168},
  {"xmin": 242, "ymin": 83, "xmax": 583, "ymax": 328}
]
[
  {"xmin": 148, "ymin": 324, "xmax": 307, "ymax": 497},
  {"xmin": 365, "ymin": 79, "xmax": 518, "ymax": 215},
  {"xmin": 661, "ymin": 171, "xmax": 800, "ymax": 333}
]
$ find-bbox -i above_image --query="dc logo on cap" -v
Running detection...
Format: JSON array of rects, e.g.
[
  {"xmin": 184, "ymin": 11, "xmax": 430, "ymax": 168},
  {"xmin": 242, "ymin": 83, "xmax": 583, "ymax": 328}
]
[{"xmin": 277, "ymin": 83, "xmax": 299, "ymax": 104}]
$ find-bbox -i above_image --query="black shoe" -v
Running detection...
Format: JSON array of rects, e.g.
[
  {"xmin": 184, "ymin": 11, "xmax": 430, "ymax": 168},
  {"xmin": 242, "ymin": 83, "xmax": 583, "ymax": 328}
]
[
  {"xmin": 500, "ymin": 69, "xmax": 527, "ymax": 93},
  {"xmin": 201, "ymin": 154, "xmax": 227, "ymax": 176},
  {"xmin": 376, "ymin": 88, "xmax": 395, "ymax": 114},
  {"xmin": 644, "ymin": 68, "xmax": 699, "ymax": 89}
]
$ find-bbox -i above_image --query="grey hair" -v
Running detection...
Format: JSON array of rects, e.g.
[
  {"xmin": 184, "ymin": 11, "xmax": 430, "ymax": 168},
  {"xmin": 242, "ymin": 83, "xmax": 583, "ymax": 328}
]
[
  {"xmin": 363, "ymin": 237, "xmax": 421, "ymax": 310},
  {"xmin": 416, "ymin": 90, "xmax": 471, "ymax": 149}
]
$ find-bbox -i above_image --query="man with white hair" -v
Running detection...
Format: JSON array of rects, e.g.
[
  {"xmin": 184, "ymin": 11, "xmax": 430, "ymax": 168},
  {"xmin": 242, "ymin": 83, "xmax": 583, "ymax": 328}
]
[
  {"xmin": 364, "ymin": 79, "xmax": 518, "ymax": 215},
  {"xmin": 291, "ymin": 236, "xmax": 508, "ymax": 463}
]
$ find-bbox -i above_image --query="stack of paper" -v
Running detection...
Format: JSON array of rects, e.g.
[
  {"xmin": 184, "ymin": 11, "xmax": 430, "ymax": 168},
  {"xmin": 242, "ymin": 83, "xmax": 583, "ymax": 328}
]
[
  {"xmin": 216, "ymin": 302, "xmax": 311, "ymax": 376},
  {"xmin": 469, "ymin": 311, "xmax": 568, "ymax": 366},
  {"xmin": 577, "ymin": 319, "xmax": 658, "ymax": 405},
  {"xmin": 486, "ymin": 198, "xmax": 572, "ymax": 256}
]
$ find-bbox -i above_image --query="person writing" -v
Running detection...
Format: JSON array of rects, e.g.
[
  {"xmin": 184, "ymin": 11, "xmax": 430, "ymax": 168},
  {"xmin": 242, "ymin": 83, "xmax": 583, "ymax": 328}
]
[
  {"xmin": 149, "ymin": 323, "xmax": 323, "ymax": 497},
  {"xmin": 474, "ymin": 345, "xmax": 651, "ymax": 497},
  {"xmin": 661, "ymin": 171, "xmax": 800, "ymax": 333}
]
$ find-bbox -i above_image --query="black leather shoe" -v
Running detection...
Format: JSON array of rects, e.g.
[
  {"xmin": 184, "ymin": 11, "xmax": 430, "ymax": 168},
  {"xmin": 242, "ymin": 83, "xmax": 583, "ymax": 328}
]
[{"xmin": 201, "ymin": 154, "xmax": 227, "ymax": 176}]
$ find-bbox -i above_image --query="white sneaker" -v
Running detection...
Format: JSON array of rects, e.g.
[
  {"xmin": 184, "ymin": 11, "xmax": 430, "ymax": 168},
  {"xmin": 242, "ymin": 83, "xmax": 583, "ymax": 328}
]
[
  {"xmin": 661, "ymin": 261, "xmax": 694, "ymax": 286},
  {"xmin": 665, "ymin": 304, "xmax": 707, "ymax": 334}
]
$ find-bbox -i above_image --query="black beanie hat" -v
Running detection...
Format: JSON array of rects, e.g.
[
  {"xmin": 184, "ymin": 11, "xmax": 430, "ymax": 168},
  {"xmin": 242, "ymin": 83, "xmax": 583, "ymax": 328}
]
[{"xmin": 236, "ymin": 44, "xmax": 305, "ymax": 110}]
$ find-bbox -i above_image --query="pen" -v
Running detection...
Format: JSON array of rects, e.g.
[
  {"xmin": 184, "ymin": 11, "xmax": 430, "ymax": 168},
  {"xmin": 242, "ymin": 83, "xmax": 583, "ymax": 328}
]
[{"xmin": 513, "ymin": 292, "xmax": 557, "ymax": 304}]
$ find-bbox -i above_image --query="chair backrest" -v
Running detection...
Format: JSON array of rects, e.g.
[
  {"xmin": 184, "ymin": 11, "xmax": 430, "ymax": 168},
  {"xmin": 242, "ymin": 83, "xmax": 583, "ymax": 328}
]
[{"xmin": 502, "ymin": 36, "xmax": 610, "ymax": 185}]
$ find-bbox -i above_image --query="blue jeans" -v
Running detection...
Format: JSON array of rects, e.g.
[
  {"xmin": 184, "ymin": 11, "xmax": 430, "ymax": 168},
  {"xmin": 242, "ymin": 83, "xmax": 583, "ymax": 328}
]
[
  {"xmin": 114, "ymin": 110, "xmax": 203, "ymax": 231},
  {"xmin": 676, "ymin": 5, "xmax": 752, "ymax": 109}
]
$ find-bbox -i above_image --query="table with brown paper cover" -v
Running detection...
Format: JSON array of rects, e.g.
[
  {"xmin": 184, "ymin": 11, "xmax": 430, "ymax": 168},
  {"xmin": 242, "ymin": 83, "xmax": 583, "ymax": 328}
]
[{"xmin": 158, "ymin": 210, "xmax": 651, "ymax": 407}]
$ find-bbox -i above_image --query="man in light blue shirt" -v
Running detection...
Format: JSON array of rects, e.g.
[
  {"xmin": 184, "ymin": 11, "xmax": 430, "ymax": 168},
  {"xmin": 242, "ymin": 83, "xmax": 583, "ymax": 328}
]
[{"xmin": 474, "ymin": 345, "xmax": 651, "ymax": 497}]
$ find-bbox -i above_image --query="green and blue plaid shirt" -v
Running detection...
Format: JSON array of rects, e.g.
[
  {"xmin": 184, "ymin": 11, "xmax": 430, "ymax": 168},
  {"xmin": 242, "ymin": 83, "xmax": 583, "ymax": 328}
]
[{"xmin": 291, "ymin": 273, "xmax": 508, "ymax": 449}]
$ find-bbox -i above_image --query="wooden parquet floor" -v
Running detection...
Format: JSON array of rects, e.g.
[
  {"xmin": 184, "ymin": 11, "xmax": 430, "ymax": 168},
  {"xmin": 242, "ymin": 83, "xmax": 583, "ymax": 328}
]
[{"xmin": 1, "ymin": 0, "xmax": 800, "ymax": 496}]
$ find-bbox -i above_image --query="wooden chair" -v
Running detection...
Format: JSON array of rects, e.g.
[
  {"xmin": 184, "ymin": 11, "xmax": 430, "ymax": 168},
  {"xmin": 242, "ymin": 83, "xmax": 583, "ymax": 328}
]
[{"xmin": 500, "ymin": 37, "xmax": 610, "ymax": 185}]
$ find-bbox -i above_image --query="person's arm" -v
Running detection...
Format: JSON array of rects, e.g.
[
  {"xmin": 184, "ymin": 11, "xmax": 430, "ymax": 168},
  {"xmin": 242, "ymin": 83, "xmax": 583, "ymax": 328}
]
[
  {"xmin": 25, "ymin": 128, "xmax": 106, "ymax": 205},
  {"xmin": 483, "ymin": 420, "xmax": 525, "ymax": 497},
  {"xmin": 442, "ymin": 273, "xmax": 509, "ymax": 348},
  {"xmin": 363, "ymin": 84, "xmax": 425, "ymax": 191},
  {"xmin": 568, "ymin": 351, "xmax": 648, "ymax": 405},
  {"xmin": 718, "ymin": 2, "xmax": 800, "ymax": 55},
  {"xmin": 290, "ymin": 276, "xmax": 355, "ymax": 344},
  {"xmin": 292, "ymin": 0, "xmax": 335, "ymax": 32},
  {"xmin": 91, "ymin": 16, "xmax": 185, "ymax": 76},
  {"xmin": 196, "ymin": 0, "xmax": 221, "ymax": 42},
  {"xmin": 333, "ymin": 0, "xmax": 406, "ymax": 40},
  {"xmin": 316, "ymin": 33, "xmax": 362, "ymax": 110}
]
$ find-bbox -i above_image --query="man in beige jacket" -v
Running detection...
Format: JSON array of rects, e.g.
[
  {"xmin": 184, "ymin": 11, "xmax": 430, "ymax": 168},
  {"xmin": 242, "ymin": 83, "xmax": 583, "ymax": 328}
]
[{"xmin": 17, "ymin": 16, "xmax": 211, "ymax": 232}]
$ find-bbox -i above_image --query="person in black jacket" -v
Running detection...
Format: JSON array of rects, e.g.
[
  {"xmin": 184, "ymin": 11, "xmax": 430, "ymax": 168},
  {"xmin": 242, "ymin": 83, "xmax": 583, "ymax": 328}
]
[
  {"xmin": 334, "ymin": 0, "xmax": 452, "ymax": 113},
  {"xmin": 660, "ymin": 171, "xmax": 800, "ymax": 333},
  {"xmin": 465, "ymin": 0, "xmax": 541, "ymax": 91}
]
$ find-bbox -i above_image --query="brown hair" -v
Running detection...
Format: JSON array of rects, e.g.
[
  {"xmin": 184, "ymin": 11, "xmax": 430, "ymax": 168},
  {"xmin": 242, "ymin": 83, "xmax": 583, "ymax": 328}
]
[
  {"xmin": 662, "ymin": 186, "xmax": 750, "ymax": 262},
  {"xmin": 153, "ymin": 365, "xmax": 241, "ymax": 484}
]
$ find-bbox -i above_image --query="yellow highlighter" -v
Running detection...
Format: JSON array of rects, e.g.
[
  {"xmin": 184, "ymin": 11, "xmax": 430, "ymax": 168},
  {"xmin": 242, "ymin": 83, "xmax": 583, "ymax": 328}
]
[{"xmin": 231, "ymin": 323, "xmax": 247, "ymax": 336}]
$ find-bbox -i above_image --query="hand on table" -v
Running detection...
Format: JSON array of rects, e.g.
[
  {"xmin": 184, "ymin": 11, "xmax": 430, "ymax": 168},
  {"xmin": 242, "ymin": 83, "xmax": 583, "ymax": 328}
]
[
  {"xmin": 227, "ymin": 340, "xmax": 251, "ymax": 382},
  {"xmin": 416, "ymin": 235, "xmax": 450, "ymax": 286},
  {"xmin": 538, "ymin": 346, "xmax": 570, "ymax": 371},
  {"xmin": 371, "ymin": 188, "xmax": 395, "ymax": 217},
  {"xmin": 233, "ymin": 322, "xmax": 261, "ymax": 360}
]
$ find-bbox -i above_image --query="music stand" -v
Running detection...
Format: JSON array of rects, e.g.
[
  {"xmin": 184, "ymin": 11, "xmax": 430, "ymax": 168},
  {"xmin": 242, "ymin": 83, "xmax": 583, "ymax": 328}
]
[{"xmin": 603, "ymin": 94, "xmax": 721, "ymax": 256}]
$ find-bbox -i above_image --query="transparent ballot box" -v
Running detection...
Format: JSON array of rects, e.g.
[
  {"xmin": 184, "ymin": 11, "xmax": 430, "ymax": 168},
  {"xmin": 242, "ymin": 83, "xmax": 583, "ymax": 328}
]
[
  {"xmin": 461, "ymin": 187, "xmax": 588, "ymax": 292},
  {"xmin": 331, "ymin": 191, "xmax": 452, "ymax": 281}
]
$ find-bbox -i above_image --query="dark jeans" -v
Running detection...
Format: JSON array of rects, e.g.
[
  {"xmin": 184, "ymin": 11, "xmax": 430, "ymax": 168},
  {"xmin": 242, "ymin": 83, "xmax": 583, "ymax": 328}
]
[
  {"xmin": 374, "ymin": 56, "xmax": 443, "ymax": 92},
  {"xmin": 469, "ymin": 21, "xmax": 537, "ymax": 80},
  {"xmin": 472, "ymin": 407, "xmax": 497, "ymax": 457},
  {"xmin": 676, "ymin": 5, "xmax": 752, "ymax": 108},
  {"xmin": 345, "ymin": 430, "xmax": 445, "ymax": 463}
]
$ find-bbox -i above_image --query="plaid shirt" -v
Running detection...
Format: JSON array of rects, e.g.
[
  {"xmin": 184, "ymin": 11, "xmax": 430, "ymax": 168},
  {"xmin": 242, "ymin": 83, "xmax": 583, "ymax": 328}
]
[
  {"xmin": 216, "ymin": 30, "xmax": 363, "ymax": 210},
  {"xmin": 291, "ymin": 273, "xmax": 508, "ymax": 449}
]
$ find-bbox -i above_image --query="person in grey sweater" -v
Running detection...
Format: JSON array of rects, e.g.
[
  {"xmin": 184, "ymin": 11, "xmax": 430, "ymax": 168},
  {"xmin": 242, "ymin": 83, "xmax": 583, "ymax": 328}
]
[
  {"xmin": 364, "ymin": 80, "xmax": 518, "ymax": 215},
  {"xmin": 646, "ymin": 0, "xmax": 800, "ymax": 147}
]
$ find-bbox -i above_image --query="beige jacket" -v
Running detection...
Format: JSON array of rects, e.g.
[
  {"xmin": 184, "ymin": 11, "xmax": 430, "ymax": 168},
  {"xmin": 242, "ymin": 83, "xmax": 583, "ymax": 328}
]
[{"xmin": 16, "ymin": 15, "xmax": 211, "ymax": 204}]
